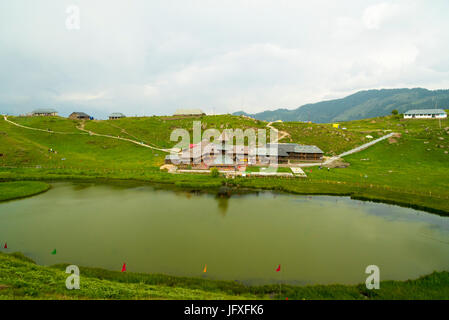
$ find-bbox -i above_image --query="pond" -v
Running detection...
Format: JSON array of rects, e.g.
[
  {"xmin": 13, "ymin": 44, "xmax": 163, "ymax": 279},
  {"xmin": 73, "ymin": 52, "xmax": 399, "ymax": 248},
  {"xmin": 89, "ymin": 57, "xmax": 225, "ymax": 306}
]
[{"xmin": 1, "ymin": 182, "xmax": 448, "ymax": 285}]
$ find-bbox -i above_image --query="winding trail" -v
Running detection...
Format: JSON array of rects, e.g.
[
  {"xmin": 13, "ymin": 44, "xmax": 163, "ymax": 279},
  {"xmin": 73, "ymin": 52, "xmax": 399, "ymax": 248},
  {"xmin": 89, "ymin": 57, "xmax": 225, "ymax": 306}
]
[
  {"xmin": 266, "ymin": 122, "xmax": 291, "ymax": 143},
  {"xmin": 76, "ymin": 122, "xmax": 172, "ymax": 153},
  {"xmin": 3, "ymin": 115, "xmax": 86, "ymax": 135},
  {"xmin": 337, "ymin": 132, "xmax": 397, "ymax": 158},
  {"xmin": 323, "ymin": 132, "xmax": 397, "ymax": 165},
  {"xmin": 3, "ymin": 116, "xmax": 171, "ymax": 153},
  {"xmin": 3, "ymin": 115, "xmax": 396, "ymax": 161},
  {"xmin": 265, "ymin": 120, "xmax": 397, "ymax": 167}
]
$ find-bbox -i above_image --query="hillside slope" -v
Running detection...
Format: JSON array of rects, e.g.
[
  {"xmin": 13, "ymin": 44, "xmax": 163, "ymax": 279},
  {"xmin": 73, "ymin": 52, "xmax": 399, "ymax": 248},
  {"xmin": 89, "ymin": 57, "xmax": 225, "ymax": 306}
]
[{"xmin": 234, "ymin": 88, "xmax": 449, "ymax": 123}]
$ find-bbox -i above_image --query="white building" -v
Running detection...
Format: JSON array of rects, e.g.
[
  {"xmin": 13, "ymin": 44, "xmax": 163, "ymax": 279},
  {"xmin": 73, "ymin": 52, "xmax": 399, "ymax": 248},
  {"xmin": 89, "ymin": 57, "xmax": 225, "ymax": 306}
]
[
  {"xmin": 173, "ymin": 109, "xmax": 205, "ymax": 116},
  {"xmin": 404, "ymin": 109, "xmax": 447, "ymax": 119},
  {"xmin": 109, "ymin": 112, "xmax": 126, "ymax": 120},
  {"xmin": 31, "ymin": 108, "xmax": 58, "ymax": 116}
]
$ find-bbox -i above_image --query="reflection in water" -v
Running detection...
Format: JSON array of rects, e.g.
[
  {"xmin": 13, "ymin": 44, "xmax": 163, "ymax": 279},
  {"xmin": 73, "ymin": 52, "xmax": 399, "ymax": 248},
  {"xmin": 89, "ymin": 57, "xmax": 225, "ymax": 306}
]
[
  {"xmin": 0, "ymin": 182, "xmax": 449, "ymax": 285},
  {"xmin": 215, "ymin": 196, "xmax": 229, "ymax": 216}
]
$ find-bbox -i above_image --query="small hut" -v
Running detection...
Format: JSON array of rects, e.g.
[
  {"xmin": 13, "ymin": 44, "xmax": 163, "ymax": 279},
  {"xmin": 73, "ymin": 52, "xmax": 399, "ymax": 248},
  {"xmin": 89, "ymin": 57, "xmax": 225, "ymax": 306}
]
[
  {"xmin": 109, "ymin": 112, "xmax": 126, "ymax": 120},
  {"xmin": 69, "ymin": 112, "xmax": 91, "ymax": 120},
  {"xmin": 31, "ymin": 108, "xmax": 58, "ymax": 116},
  {"xmin": 173, "ymin": 109, "xmax": 206, "ymax": 117}
]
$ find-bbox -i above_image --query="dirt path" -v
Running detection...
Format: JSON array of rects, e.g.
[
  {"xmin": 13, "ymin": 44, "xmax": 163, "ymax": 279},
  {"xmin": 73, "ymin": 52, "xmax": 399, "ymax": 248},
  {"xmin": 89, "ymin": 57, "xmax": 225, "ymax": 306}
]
[
  {"xmin": 266, "ymin": 122, "xmax": 290, "ymax": 143},
  {"xmin": 3, "ymin": 116, "xmax": 171, "ymax": 153},
  {"xmin": 3, "ymin": 115, "xmax": 86, "ymax": 135},
  {"xmin": 3, "ymin": 115, "xmax": 395, "ymax": 160},
  {"xmin": 286, "ymin": 132, "xmax": 400, "ymax": 168},
  {"xmin": 264, "ymin": 122, "xmax": 398, "ymax": 168},
  {"xmin": 76, "ymin": 121, "xmax": 172, "ymax": 153}
]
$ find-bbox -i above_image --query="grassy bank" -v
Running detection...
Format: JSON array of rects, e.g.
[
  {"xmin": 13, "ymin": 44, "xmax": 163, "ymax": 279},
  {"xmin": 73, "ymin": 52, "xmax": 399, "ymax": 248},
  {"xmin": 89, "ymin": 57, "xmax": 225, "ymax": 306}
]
[
  {"xmin": 0, "ymin": 165, "xmax": 447, "ymax": 215},
  {"xmin": 0, "ymin": 181, "xmax": 50, "ymax": 202},
  {"xmin": 0, "ymin": 252, "xmax": 448, "ymax": 300}
]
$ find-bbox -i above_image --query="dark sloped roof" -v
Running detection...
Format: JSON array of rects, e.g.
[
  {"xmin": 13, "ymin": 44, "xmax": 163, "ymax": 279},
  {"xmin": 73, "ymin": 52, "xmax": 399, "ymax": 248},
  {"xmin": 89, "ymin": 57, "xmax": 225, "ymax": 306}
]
[
  {"xmin": 71, "ymin": 112, "xmax": 90, "ymax": 117},
  {"xmin": 265, "ymin": 143, "xmax": 324, "ymax": 155}
]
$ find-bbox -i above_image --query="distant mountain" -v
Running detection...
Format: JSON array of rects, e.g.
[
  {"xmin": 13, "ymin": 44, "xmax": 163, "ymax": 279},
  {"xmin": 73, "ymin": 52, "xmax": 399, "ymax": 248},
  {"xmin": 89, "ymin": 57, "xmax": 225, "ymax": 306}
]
[{"xmin": 233, "ymin": 88, "xmax": 449, "ymax": 123}]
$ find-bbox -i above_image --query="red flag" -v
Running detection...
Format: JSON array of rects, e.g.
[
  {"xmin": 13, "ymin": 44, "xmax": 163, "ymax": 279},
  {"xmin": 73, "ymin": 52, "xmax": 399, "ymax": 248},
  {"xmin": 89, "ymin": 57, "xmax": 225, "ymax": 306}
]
[
  {"xmin": 4, "ymin": 242, "xmax": 7, "ymax": 249},
  {"xmin": 121, "ymin": 263, "xmax": 126, "ymax": 272},
  {"xmin": 276, "ymin": 264, "xmax": 281, "ymax": 272}
]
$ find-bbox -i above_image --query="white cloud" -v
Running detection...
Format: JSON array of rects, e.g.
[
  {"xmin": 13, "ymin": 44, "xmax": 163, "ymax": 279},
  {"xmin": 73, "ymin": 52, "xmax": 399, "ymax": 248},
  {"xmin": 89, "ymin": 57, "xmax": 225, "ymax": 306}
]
[
  {"xmin": 362, "ymin": 2, "xmax": 401, "ymax": 30},
  {"xmin": 0, "ymin": 0, "xmax": 448, "ymax": 118},
  {"xmin": 58, "ymin": 91, "xmax": 108, "ymax": 101}
]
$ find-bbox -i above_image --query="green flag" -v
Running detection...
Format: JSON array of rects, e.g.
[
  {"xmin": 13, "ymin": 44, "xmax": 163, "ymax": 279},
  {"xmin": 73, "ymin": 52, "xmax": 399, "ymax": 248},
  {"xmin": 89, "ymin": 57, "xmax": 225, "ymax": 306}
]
[{"xmin": 51, "ymin": 249, "xmax": 56, "ymax": 255}]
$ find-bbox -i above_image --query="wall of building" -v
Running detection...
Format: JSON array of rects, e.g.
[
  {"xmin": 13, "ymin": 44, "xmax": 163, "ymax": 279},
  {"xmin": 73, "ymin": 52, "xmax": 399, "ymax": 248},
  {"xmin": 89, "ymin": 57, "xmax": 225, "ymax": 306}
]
[{"xmin": 404, "ymin": 114, "xmax": 447, "ymax": 119}]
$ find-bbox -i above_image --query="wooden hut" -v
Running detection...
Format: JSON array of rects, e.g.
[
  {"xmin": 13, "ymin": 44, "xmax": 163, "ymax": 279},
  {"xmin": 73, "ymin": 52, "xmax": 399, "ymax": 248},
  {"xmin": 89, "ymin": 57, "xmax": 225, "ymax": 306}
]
[{"xmin": 69, "ymin": 112, "xmax": 91, "ymax": 120}]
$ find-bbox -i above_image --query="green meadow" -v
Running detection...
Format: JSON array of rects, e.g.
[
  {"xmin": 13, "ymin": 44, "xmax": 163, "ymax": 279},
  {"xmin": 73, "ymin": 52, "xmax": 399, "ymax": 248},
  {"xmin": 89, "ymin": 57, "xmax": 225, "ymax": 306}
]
[
  {"xmin": 0, "ymin": 113, "xmax": 449, "ymax": 299},
  {"xmin": 0, "ymin": 181, "xmax": 50, "ymax": 202}
]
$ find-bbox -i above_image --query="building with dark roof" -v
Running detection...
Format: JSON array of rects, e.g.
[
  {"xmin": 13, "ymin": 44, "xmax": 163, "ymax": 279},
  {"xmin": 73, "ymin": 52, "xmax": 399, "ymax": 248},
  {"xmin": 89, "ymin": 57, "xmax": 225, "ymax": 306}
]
[
  {"xmin": 31, "ymin": 108, "xmax": 58, "ymax": 116},
  {"xmin": 262, "ymin": 143, "xmax": 324, "ymax": 163},
  {"xmin": 69, "ymin": 112, "xmax": 91, "ymax": 120},
  {"xmin": 166, "ymin": 141, "xmax": 324, "ymax": 168}
]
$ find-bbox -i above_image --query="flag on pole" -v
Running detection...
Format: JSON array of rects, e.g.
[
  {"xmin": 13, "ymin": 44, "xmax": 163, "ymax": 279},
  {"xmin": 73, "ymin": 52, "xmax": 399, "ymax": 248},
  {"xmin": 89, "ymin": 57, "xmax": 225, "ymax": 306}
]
[
  {"xmin": 51, "ymin": 249, "xmax": 56, "ymax": 255},
  {"xmin": 203, "ymin": 264, "xmax": 207, "ymax": 273},
  {"xmin": 4, "ymin": 242, "xmax": 7, "ymax": 249},
  {"xmin": 276, "ymin": 264, "xmax": 281, "ymax": 272},
  {"xmin": 121, "ymin": 263, "xmax": 126, "ymax": 272}
]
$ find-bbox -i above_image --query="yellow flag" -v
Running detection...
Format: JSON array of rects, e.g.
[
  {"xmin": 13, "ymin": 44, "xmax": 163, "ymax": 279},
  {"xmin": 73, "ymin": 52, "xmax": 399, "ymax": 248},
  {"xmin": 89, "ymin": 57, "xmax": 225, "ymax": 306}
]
[{"xmin": 203, "ymin": 264, "xmax": 207, "ymax": 273}]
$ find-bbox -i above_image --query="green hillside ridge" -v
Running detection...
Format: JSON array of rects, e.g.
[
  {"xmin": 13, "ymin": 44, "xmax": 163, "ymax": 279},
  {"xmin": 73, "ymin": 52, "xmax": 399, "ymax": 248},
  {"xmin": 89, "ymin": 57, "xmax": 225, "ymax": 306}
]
[
  {"xmin": 83, "ymin": 115, "xmax": 269, "ymax": 148},
  {"xmin": 234, "ymin": 88, "xmax": 449, "ymax": 123},
  {"xmin": 1, "ymin": 252, "xmax": 448, "ymax": 300},
  {"xmin": 0, "ymin": 113, "xmax": 448, "ymax": 215}
]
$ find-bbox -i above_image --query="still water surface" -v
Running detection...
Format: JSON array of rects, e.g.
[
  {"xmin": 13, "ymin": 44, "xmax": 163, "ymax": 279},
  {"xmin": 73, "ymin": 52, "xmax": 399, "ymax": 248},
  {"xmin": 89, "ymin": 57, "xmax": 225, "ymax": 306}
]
[{"xmin": 1, "ymin": 182, "xmax": 448, "ymax": 285}]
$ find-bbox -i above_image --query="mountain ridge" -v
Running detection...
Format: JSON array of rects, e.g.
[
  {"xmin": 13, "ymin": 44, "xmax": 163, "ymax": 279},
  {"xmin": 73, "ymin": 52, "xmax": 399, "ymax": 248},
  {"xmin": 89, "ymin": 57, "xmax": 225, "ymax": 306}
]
[{"xmin": 233, "ymin": 88, "xmax": 449, "ymax": 123}]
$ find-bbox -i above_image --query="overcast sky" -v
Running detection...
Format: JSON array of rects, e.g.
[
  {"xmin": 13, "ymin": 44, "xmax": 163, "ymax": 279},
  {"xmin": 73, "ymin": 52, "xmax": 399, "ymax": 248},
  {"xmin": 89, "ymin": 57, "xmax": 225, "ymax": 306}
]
[{"xmin": 1, "ymin": 0, "xmax": 449, "ymax": 118}]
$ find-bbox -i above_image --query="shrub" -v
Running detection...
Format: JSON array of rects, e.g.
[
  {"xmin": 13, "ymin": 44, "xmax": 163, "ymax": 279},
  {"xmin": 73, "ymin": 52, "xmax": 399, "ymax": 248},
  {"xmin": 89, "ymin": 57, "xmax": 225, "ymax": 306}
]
[{"xmin": 210, "ymin": 167, "xmax": 219, "ymax": 177}]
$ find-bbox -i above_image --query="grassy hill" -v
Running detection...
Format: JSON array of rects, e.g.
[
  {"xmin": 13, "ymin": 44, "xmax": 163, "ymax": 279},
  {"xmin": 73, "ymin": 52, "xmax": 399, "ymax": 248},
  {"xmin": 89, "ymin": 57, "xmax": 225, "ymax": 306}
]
[
  {"xmin": 234, "ymin": 88, "xmax": 449, "ymax": 123},
  {"xmin": 1, "ymin": 252, "xmax": 449, "ymax": 300},
  {"xmin": 1, "ymin": 113, "xmax": 449, "ymax": 299},
  {"xmin": 1, "ymin": 113, "xmax": 448, "ymax": 213}
]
